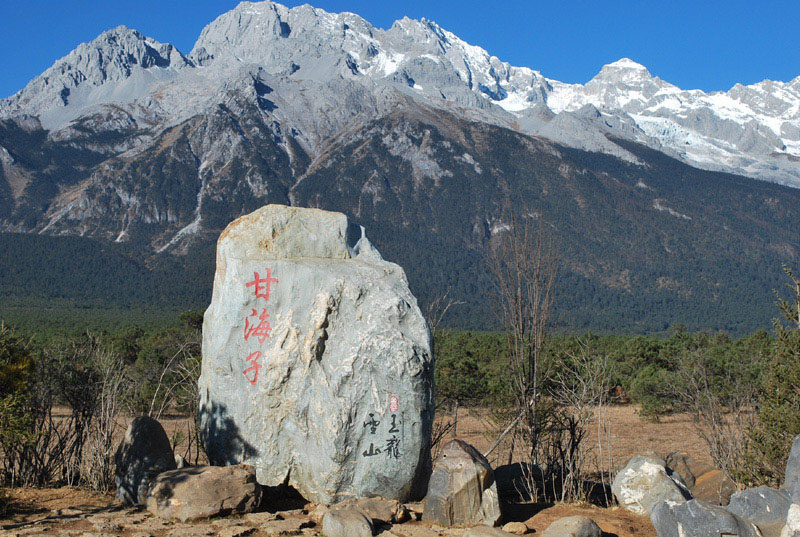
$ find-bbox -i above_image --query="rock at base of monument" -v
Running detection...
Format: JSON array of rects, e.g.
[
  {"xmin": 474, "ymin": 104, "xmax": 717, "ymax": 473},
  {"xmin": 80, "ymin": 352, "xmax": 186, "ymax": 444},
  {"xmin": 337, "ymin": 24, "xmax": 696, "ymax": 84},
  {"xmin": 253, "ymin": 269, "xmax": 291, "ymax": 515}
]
[
  {"xmin": 146, "ymin": 465, "xmax": 261, "ymax": 522},
  {"xmin": 541, "ymin": 516, "xmax": 601, "ymax": 537},
  {"xmin": 114, "ymin": 416, "xmax": 177, "ymax": 505},
  {"xmin": 502, "ymin": 521, "xmax": 530, "ymax": 535},
  {"xmin": 463, "ymin": 527, "xmax": 517, "ymax": 537},
  {"xmin": 199, "ymin": 205, "xmax": 433, "ymax": 505},
  {"xmin": 322, "ymin": 508, "xmax": 374, "ymax": 537},
  {"xmin": 423, "ymin": 439, "xmax": 501, "ymax": 527},
  {"xmin": 651, "ymin": 499, "xmax": 761, "ymax": 537},
  {"xmin": 612, "ymin": 455, "xmax": 691, "ymax": 515},
  {"xmin": 664, "ymin": 452, "xmax": 736, "ymax": 506},
  {"xmin": 727, "ymin": 486, "xmax": 791, "ymax": 537},
  {"xmin": 332, "ymin": 497, "xmax": 410, "ymax": 524}
]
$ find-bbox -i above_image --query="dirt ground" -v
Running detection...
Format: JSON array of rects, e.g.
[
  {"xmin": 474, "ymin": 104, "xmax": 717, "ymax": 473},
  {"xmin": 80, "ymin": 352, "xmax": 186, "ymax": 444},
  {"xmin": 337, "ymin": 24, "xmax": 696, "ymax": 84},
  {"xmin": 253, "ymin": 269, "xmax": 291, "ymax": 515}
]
[
  {"xmin": 0, "ymin": 404, "xmax": 706, "ymax": 535},
  {"xmin": 1, "ymin": 485, "xmax": 655, "ymax": 537},
  {"xmin": 440, "ymin": 404, "xmax": 710, "ymax": 470}
]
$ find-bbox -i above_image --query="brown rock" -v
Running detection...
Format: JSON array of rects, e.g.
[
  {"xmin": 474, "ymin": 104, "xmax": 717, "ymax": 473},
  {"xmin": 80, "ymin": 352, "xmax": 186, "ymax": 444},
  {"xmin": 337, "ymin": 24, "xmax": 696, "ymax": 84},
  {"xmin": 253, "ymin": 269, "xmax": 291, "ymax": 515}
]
[
  {"xmin": 333, "ymin": 497, "xmax": 410, "ymax": 524},
  {"xmin": 664, "ymin": 452, "xmax": 736, "ymax": 505},
  {"xmin": 423, "ymin": 439, "xmax": 502, "ymax": 527},
  {"xmin": 146, "ymin": 465, "xmax": 261, "ymax": 522},
  {"xmin": 502, "ymin": 521, "xmax": 529, "ymax": 535}
]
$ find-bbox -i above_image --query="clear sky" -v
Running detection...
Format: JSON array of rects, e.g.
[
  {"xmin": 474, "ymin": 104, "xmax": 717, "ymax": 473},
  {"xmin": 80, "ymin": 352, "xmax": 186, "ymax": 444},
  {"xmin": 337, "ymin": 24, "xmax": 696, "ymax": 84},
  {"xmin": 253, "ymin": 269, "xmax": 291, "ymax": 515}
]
[{"xmin": 1, "ymin": 0, "xmax": 799, "ymax": 99}]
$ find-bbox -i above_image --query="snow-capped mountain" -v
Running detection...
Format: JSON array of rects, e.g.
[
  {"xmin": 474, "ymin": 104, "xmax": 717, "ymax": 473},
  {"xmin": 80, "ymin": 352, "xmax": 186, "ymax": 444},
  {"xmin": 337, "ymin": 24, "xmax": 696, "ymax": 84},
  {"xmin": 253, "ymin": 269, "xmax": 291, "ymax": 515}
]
[{"xmin": 2, "ymin": 1, "xmax": 799, "ymax": 187}]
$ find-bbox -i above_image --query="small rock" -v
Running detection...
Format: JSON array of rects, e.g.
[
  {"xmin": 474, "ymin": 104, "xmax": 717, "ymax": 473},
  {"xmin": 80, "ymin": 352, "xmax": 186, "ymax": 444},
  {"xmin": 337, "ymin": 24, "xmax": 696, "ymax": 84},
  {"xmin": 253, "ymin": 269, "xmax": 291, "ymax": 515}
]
[
  {"xmin": 463, "ymin": 527, "xmax": 516, "ymax": 537},
  {"xmin": 651, "ymin": 499, "xmax": 761, "ymax": 537},
  {"xmin": 333, "ymin": 497, "xmax": 410, "ymax": 524},
  {"xmin": 115, "ymin": 416, "xmax": 177, "ymax": 505},
  {"xmin": 423, "ymin": 439, "xmax": 502, "ymax": 527},
  {"xmin": 502, "ymin": 521, "xmax": 529, "ymax": 535},
  {"xmin": 612, "ymin": 455, "xmax": 691, "ymax": 515},
  {"xmin": 322, "ymin": 508, "xmax": 374, "ymax": 537},
  {"xmin": 146, "ymin": 464, "xmax": 261, "ymax": 521},
  {"xmin": 786, "ymin": 435, "xmax": 800, "ymax": 500},
  {"xmin": 309, "ymin": 504, "xmax": 329, "ymax": 525},
  {"xmin": 784, "ymin": 504, "xmax": 800, "ymax": 537},
  {"xmin": 541, "ymin": 516, "xmax": 601, "ymax": 537},
  {"xmin": 727, "ymin": 486, "xmax": 791, "ymax": 537}
]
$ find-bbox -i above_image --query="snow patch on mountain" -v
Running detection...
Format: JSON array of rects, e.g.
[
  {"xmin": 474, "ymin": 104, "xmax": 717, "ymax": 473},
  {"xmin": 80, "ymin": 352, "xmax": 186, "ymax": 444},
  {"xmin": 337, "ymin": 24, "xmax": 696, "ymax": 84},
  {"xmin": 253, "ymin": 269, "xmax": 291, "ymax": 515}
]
[{"xmin": 1, "ymin": 1, "xmax": 800, "ymax": 186}]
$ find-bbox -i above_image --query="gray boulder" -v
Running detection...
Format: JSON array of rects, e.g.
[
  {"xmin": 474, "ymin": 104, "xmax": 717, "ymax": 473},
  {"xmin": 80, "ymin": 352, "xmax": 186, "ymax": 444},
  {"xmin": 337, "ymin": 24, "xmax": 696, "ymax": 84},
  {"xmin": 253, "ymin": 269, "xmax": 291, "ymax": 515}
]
[
  {"xmin": 541, "ymin": 516, "xmax": 602, "ymax": 537},
  {"xmin": 146, "ymin": 464, "xmax": 261, "ymax": 521},
  {"xmin": 727, "ymin": 486, "xmax": 790, "ymax": 537},
  {"xmin": 423, "ymin": 439, "xmax": 501, "ymax": 527},
  {"xmin": 321, "ymin": 508, "xmax": 374, "ymax": 537},
  {"xmin": 785, "ymin": 435, "xmax": 800, "ymax": 500},
  {"xmin": 198, "ymin": 205, "xmax": 433, "ymax": 504},
  {"xmin": 651, "ymin": 499, "xmax": 761, "ymax": 537},
  {"xmin": 114, "ymin": 416, "xmax": 177, "ymax": 505},
  {"xmin": 612, "ymin": 455, "xmax": 691, "ymax": 515}
]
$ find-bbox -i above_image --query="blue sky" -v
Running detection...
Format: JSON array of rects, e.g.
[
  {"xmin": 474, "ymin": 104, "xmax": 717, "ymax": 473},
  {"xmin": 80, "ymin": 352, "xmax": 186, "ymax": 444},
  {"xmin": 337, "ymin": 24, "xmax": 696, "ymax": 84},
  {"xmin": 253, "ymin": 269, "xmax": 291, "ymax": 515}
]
[{"xmin": 1, "ymin": 0, "xmax": 799, "ymax": 99}]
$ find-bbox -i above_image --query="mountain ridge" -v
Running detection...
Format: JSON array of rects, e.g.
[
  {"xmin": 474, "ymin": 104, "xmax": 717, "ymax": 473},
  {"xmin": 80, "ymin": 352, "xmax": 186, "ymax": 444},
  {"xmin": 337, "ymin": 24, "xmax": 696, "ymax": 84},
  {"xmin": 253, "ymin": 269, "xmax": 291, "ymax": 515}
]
[
  {"xmin": 0, "ymin": 1, "xmax": 799, "ymax": 334},
  {"xmin": 2, "ymin": 1, "xmax": 800, "ymax": 186}
]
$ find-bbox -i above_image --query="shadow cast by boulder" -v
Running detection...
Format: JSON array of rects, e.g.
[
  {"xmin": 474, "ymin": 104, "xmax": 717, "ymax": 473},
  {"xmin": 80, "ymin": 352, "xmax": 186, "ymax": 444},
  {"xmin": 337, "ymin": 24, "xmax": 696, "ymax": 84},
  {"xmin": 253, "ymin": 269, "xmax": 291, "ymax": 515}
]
[{"xmin": 198, "ymin": 396, "xmax": 258, "ymax": 466}]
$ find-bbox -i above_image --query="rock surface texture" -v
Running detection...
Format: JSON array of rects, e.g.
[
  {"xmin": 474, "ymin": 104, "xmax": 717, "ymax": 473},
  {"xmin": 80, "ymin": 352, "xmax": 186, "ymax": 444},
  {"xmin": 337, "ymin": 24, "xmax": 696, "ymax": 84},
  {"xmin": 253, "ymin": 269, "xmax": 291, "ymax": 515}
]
[
  {"xmin": 664, "ymin": 452, "xmax": 736, "ymax": 506},
  {"xmin": 146, "ymin": 465, "xmax": 261, "ymax": 522},
  {"xmin": 199, "ymin": 205, "xmax": 433, "ymax": 504},
  {"xmin": 423, "ymin": 439, "xmax": 501, "ymax": 527},
  {"xmin": 651, "ymin": 500, "xmax": 761, "ymax": 537},
  {"xmin": 321, "ymin": 508, "xmax": 374, "ymax": 537},
  {"xmin": 727, "ymin": 486, "xmax": 790, "ymax": 537},
  {"xmin": 540, "ymin": 516, "xmax": 602, "ymax": 537},
  {"xmin": 114, "ymin": 416, "xmax": 177, "ymax": 505},
  {"xmin": 612, "ymin": 455, "xmax": 691, "ymax": 515}
]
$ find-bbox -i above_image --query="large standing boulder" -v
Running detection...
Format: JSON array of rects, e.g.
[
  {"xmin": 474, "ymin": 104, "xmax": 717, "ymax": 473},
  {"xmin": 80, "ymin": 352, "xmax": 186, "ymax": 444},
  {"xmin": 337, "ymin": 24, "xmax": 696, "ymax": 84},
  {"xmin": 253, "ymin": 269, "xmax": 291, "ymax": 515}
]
[
  {"xmin": 114, "ymin": 416, "xmax": 177, "ymax": 505},
  {"xmin": 146, "ymin": 465, "xmax": 261, "ymax": 521},
  {"xmin": 612, "ymin": 455, "xmax": 691, "ymax": 515},
  {"xmin": 726, "ymin": 486, "xmax": 791, "ymax": 537},
  {"xmin": 198, "ymin": 205, "xmax": 433, "ymax": 504},
  {"xmin": 423, "ymin": 439, "xmax": 501, "ymax": 527},
  {"xmin": 664, "ymin": 452, "xmax": 737, "ymax": 506},
  {"xmin": 651, "ymin": 500, "xmax": 761, "ymax": 537}
]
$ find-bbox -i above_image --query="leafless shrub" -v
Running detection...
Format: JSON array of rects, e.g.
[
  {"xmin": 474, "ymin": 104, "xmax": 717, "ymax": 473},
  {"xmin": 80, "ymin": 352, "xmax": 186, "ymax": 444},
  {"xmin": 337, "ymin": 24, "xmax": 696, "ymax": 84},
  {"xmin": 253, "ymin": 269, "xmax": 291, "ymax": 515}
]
[
  {"xmin": 80, "ymin": 346, "xmax": 130, "ymax": 491},
  {"xmin": 669, "ymin": 348, "xmax": 759, "ymax": 486}
]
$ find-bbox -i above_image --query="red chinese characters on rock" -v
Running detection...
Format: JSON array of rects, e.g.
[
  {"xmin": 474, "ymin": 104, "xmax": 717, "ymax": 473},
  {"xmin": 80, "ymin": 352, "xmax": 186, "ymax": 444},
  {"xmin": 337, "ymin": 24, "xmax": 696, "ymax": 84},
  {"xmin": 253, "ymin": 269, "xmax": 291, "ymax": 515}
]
[
  {"xmin": 244, "ymin": 309, "xmax": 272, "ymax": 343},
  {"xmin": 243, "ymin": 351, "xmax": 262, "ymax": 386},
  {"xmin": 241, "ymin": 270, "xmax": 278, "ymax": 385},
  {"xmin": 245, "ymin": 269, "xmax": 279, "ymax": 301}
]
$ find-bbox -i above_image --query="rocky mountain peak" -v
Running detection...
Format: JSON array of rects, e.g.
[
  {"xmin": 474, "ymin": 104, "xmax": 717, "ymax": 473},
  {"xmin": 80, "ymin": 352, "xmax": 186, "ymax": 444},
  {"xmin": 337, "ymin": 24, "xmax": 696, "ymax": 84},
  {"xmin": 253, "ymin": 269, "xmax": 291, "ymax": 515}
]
[{"xmin": 0, "ymin": 25, "xmax": 190, "ymax": 124}]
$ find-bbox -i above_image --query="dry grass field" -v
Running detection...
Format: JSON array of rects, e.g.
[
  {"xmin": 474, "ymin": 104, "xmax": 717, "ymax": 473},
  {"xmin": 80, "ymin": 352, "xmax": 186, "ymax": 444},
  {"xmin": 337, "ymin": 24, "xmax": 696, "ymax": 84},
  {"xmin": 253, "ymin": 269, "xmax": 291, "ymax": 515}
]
[{"xmin": 0, "ymin": 404, "xmax": 709, "ymax": 537}]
